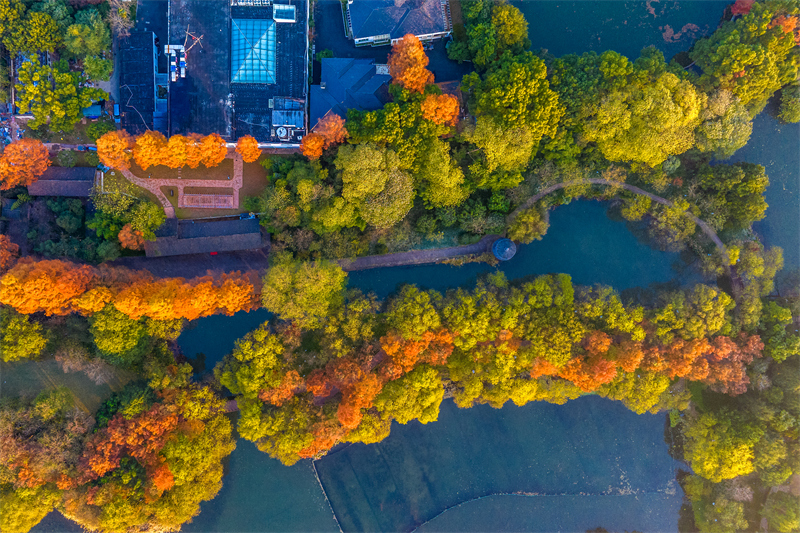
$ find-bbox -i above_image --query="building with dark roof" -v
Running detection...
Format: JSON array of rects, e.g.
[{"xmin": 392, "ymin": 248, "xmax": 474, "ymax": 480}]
[
  {"xmin": 346, "ymin": 0, "xmax": 452, "ymax": 47},
  {"xmin": 310, "ymin": 58, "xmax": 391, "ymax": 128},
  {"xmin": 165, "ymin": 0, "xmax": 308, "ymax": 145},
  {"xmin": 145, "ymin": 217, "xmax": 265, "ymax": 257},
  {"xmin": 119, "ymin": 32, "xmax": 167, "ymax": 134},
  {"xmin": 27, "ymin": 167, "xmax": 96, "ymax": 197}
]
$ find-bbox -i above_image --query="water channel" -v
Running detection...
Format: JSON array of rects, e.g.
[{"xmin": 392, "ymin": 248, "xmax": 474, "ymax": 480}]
[{"xmin": 32, "ymin": 1, "xmax": 799, "ymax": 531}]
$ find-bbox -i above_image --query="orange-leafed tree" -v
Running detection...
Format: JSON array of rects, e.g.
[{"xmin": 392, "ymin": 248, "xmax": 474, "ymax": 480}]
[
  {"xmin": 184, "ymin": 133, "xmax": 205, "ymax": 169},
  {"xmin": 0, "ymin": 139, "xmax": 51, "ymax": 190},
  {"xmin": 300, "ymin": 132, "xmax": 326, "ymax": 160},
  {"xmin": 118, "ymin": 223, "xmax": 145, "ymax": 250},
  {"xmin": 236, "ymin": 135, "xmax": 262, "ymax": 163},
  {"xmin": 259, "ymin": 370, "xmax": 303, "ymax": 406},
  {"xmin": 337, "ymin": 373, "xmax": 383, "ymax": 429},
  {"xmin": 388, "ymin": 34, "xmax": 434, "ymax": 93},
  {"xmin": 133, "ymin": 131, "xmax": 168, "ymax": 170},
  {"xmin": 769, "ymin": 15, "xmax": 800, "ymax": 44},
  {"xmin": 0, "ymin": 235, "xmax": 20, "ymax": 273},
  {"xmin": 200, "ymin": 133, "xmax": 228, "ymax": 168},
  {"xmin": 0, "ymin": 259, "xmax": 96, "ymax": 315},
  {"xmin": 96, "ymin": 130, "xmax": 134, "ymax": 170},
  {"xmin": 163, "ymin": 134, "xmax": 189, "ymax": 169},
  {"xmin": 315, "ymin": 114, "xmax": 348, "ymax": 146},
  {"xmin": 421, "ymin": 93, "xmax": 460, "ymax": 126}
]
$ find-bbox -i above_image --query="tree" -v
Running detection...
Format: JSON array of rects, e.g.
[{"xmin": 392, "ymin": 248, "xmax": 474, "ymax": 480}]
[
  {"xmin": 374, "ymin": 364, "xmax": 444, "ymax": 424},
  {"xmin": 762, "ymin": 491, "xmax": 800, "ymax": 533},
  {"xmin": 696, "ymin": 162, "xmax": 768, "ymax": 230},
  {"xmin": 5, "ymin": 11, "xmax": 61, "ymax": 53},
  {"xmin": 215, "ymin": 323, "xmax": 286, "ymax": 400},
  {"xmin": 200, "ymin": 133, "xmax": 228, "ymax": 168},
  {"xmin": 64, "ymin": 17, "xmax": 110, "ymax": 57},
  {"xmin": 387, "ymin": 33, "xmax": 434, "ymax": 93},
  {"xmin": 414, "ymin": 137, "xmax": 468, "ymax": 208},
  {"xmin": 162, "ymin": 134, "xmax": 189, "ymax": 168},
  {"xmin": 260, "ymin": 256, "xmax": 347, "ymax": 328},
  {"xmin": 300, "ymin": 133, "xmax": 325, "ymax": 160},
  {"xmin": 0, "ymin": 307, "xmax": 48, "ymax": 362},
  {"xmin": 779, "ymin": 84, "xmax": 800, "ymax": 123},
  {"xmin": 118, "ymin": 223, "xmax": 145, "ymax": 250},
  {"xmin": 683, "ymin": 410, "xmax": 761, "ymax": 482},
  {"xmin": 468, "ymin": 52, "xmax": 562, "ymax": 140},
  {"xmin": 314, "ymin": 113, "xmax": 348, "ymax": 146},
  {"xmin": 420, "ymin": 93, "xmax": 460, "ymax": 126},
  {"xmin": 694, "ymin": 90, "xmax": 753, "ymax": 159},
  {"xmin": 15, "ymin": 58, "xmax": 106, "ymax": 132},
  {"xmin": 133, "ymin": 131, "xmax": 168, "ymax": 170},
  {"xmin": 96, "ymin": 130, "xmax": 134, "ymax": 170},
  {"xmin": 491, "ymin": 3, "xmax": 529, "ymax": 51},
  {"xmin": 128, "ymin": 201, "xmax": 165, "ymax": 240},
  {"xmin": 0, "ymin": 139, "xmax": 51, "ymax": 190},
  {"xmin": 0, "ymin": 235, "xmax": 20, "ymax": 273},
  {"xmin": 0, "ymin": 0, "xmax": 25, "ymax": 43},
  {"xmin": 89, "ymin": 304, "xmax": 148, "ymax": 366},
  {"xmin": 385, "ymin": 285, "xmax": 441, "ymax": 340},
  {"xmin": 0, "ymin": 259, "xmax": 95, "ymax": 315},
  {"xmin": 335, "ymin": 143, "xmax": 403, "ymax": 201},
  {"xmin": 464, "ymin": 117, "xmax": 536, "ymax": 190},
  {"xmin": 690, "ymin": 2, "xmax": 800, "ymax": 111},
  {"xmin": 359, "ymin": 169, "xmax": 414, "ymax": 228},
  {"xmin": 583, "ymin": 63, "xmax": 705, "ymax": 166},
  {"xmin": 507, "ymin": 207, "xmax": 548, "ymax": 243},
  {"xmin": 236, "ymin": 135, "xmax": 261, "ymax": 163}
]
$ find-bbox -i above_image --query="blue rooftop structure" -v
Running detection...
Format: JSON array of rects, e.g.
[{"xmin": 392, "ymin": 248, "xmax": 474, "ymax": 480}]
[
  {"xmin": 231, "ymin": 19, "xmax": 277, "ymax": 84},
  {"xmin": 346, "ymin": 0, "xmax": 451, "ymax": 46},
  {"xmin": 310, "ymin": 58, "xmax": 391, "ymax": 128},
  {"xmin": 492, "ymin": 238, "xmax": 517, "ymax": 261}
]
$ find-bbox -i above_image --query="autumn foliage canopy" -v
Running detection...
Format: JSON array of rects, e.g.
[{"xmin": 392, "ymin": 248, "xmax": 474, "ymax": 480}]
[
  {"xmin": 421, "ymin": 93, "xmax": 460, "ymax": 126},
  {"xmin": 97, "ymin": 129, "xmax": 231, "ymax": 171},
  {"xmin": 0, "ymin": 139, "xmax": 51, "ymax": 190},
  {"xmin": 387, "ymin": 34, "xmax": 434, "ymax": 93},
  {"xmin": 0, "ymin": 234, "xmax": 20, "ymax": 273},
  {"xmin": 301, "ymin": 114, "xmax": 349, "ymax": 160},
  {"xmin": 236, "ymin": 135, "xmax": 262, "ymax": 163},
  {"xmin": 96, "ymin": 130, "xmax": 134, "ymax": 170},
  {"xmin": 0, "ymin": 258, "xmax": 259, "ymax": 320}
]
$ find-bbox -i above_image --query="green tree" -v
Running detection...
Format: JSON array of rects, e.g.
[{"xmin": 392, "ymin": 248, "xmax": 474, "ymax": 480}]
[
  {"xmin": 0, "ymin": 0, "xmax": 25, "ymax": 42},
  {"xmin": 0, "ymin": 307, "xmax": 48, "ymax": 362},
  {"xmin": 0, "ymin": 484, "xmax": 62, "ymax": 533},
  {"xmin": 694, "ymin": 90, "xmax": 753, "ymax": 159},
  {"xmin": 507, "ymin": 207, "xmax": 548, "ymax": 243},
  {"xmin": 5, "ymin": 11, "xmax": 61, "ymax": 53},
  {"xmin": 359, "ymin": 169, "xmax": 414, "ymax": 228},
  {"xmin": 466, "ymin": 52, "xmax": 563, "ymax": 136},
  {"xmin": 620, "ymin": 194, "xmax": 652, "ymax": 221},
  {"xmin": 96, "ymin": 239, "xmax": 121, "ymax": 262},
  {"xmin": 694, "ymin": 496, "xmax": 748, "ymax": 533},
  {"xmin": 464, "ymin": 117, "xmax": 537, "ymax": 190},
  {"xmin": 128, "ymin": 200, "xmax": 165, "ymax": 240},
  {"xmin": 598, "ymin": 371, "xmax": 672, "ymax": 414},
  {"xmin": 30, "ymin": 0, "xmax": 72, "ymax": 31},
  {"xmin": 696, "ymin": 162, "xmax": 768, "ymax": 230},
  {"xmin": 15, "ymin": 58, "xmax": 106, "ymax": 131},
  {"xmin": 491, "ymin": 3, "xmax": 529, "ymax": 51},
  {"xmin": 778, "ymin": 84, "xmax": 800, "ymax": 123},
  {"xmin": 374, "ymin": 364, "xmax": 444, "ymax": 424},
  {"xmin": 260, "ymin": 255, "xmax": 347, "ymax": 329},
  {"xmin": 762, "ymin": 491, "xmax": 800, "ymax": 533},
  {"xmin": 385, "ymin": 285, "xmax": 442, "ymax": 340},
  {"xmin": 414, "ymin": 137, "xmax": 468, "ymax": 208},
  {"xmin": 89, "ymin": 304, "xmax": 148, "ymax": 366},
  {"xmin": 64, "ymin": 17, "xmax": 110, "ymax": 57},
  {"xmin": 683, "ymin": 410, "xmax": 762, "ymax": 482},
  {"xmin": 84, "ymin": 56, "xmax": 113, "ymax": 81},
  {"xmin": 583, "ymin": 53, "xmax": 705, "ymax": 166},
  {"xmin": 690, "ymin": 2, "xmax": 800, "ymax": 112},
  {"xmin": 214, "ymin": 323, "xmax": 285, "ymax": 400}
]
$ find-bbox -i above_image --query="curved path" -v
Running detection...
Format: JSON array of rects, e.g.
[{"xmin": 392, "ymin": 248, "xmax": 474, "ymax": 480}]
[
  {"xmin": 118, "ymin": 150, "xmax": 244, "ymax": 219},
  {"xmin": 506, "ymin": 178, "xmax": 735, "ymax": 291}
]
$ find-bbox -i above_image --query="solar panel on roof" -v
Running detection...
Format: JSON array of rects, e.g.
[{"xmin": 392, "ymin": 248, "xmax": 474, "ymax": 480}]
[{"xmin": 231, "ymin": 19, "xmax": 277, "ymax": 84}]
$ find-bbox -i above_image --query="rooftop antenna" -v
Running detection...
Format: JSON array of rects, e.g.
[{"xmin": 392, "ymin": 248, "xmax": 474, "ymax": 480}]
[{"xmin": 183, "ymin": 25, "xmax": 204, "ymax": 55}]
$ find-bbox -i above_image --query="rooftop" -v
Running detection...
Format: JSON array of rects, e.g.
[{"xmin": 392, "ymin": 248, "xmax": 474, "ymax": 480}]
[
  {"xmin": 27, "ymin": 167, "xmax": 96, "ymax": 197},
  {"xmin": 118, "ymin": 32, "xmax": 157, "ymax": 134},
  {"xmin": 310, "ymin": 58, "xmax": 391, "ymax": 128},
  {"xmin": 348, "ymin": 0, "xmax": 449, "ymax": 41},
  {"xmin": 145, "ymin": 217, "xmax": 264, "ymax": 257}
]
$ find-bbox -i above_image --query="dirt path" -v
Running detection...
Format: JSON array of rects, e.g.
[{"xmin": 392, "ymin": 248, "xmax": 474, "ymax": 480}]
[{"xmin": 506, "ymin": 178, "xmax": 734, "ymax": 277}]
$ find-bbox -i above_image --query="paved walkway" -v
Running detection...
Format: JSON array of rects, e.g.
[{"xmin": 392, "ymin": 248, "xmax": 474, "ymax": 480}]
[
  {"xmin": 118, "ymin": 149, "xmax": 244, "ymax": 219},
  {"xmin": 338, "ymin": 235, "xmax": 499, "ymax": 271}
]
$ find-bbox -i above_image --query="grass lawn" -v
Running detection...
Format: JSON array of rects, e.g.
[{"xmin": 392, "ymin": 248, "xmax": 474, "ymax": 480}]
[
  {"xmin": 0, "ymin": 358, "xmax": 134, "ymax": 414},
  {"xmin": 129, "ymin": 159, "xmax": 236, "ymax": 181},
  {"xmin": 25, "ymin": 119, "xmax": 99, "ymax": 144},
  {"xmin": 104, "ymin": 170, "xmax": 161, "ymax": 205},
  {"xmin": 241, "ymin": 156, "xmax": 271, "ymax": 197}
]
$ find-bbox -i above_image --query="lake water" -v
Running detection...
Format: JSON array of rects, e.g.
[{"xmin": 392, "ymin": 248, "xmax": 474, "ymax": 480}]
[{"xmin": 33, "ymin": 2, "xmax": 800, "ymax": 531}]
